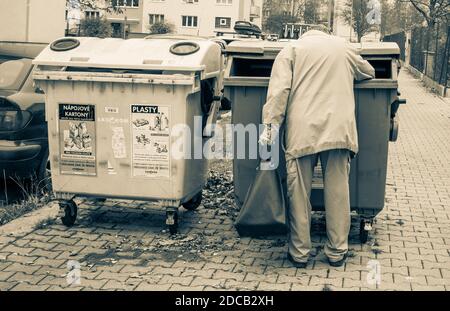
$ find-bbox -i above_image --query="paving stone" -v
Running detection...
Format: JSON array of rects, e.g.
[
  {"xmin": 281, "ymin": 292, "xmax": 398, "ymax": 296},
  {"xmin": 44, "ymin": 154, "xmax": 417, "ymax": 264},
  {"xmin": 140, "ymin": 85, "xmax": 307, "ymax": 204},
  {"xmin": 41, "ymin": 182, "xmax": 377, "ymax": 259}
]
[
  {"xmin": 223, "ymin": 279, "xmax": 259, "ymax": 290},
  {"xmin": 1, "ymin": 245, "xmax": 36, "ymax": 256},
  {"xmin": 169, "ymin": 284, "xmax": 205, "ymax": 291},
  {"xmin": 277, "ymin": 275, "xmax": 310, "ymax": 285},
  {"xmin": 309, "ymin": 276, "xmax": 343, "ymax": 287},
  {"xmin": 7, "ymin": 272, "xmax": 46, "ymax": 285},
  {"xmin": 191, "ymin": 277, "xmax": 226, "ymax": 288},
  {"xmin": 9, "ymin": 283, "xmax": 50, "ymax": 291},
  {"xmin": 257, "ymin": 281, "xmax": 291, "ymax": 291},
  {"xmin": 203, "ymin": 262, "xmax": 236, "ymax": 272},
  {"xmin": 181, "ymin": 269, "xmax": 215, "ymax": 279},
  {"xmin": 426, "ymin": 276, "xmax": 450, "ymax": 286},
  {"xmin": 95, "ymin": 271, "xmax": 128, "ymax": 282},
  {"xmin": 3, "ymin": 263, "xmax": 41, "ymax": 274},
  {"xmin": 151, "ymin": 267, "xmax": 184, "ymax": 277},
  {"xmin": 213, "ymin": 270, "xmax": 245, "ymax": 281},
  {"xmin": 30, "ymin": 248, "xmax": 62, "ymax": 260},
  {"xmin": 159, "ymin": 275, "xmax": 193, "ymax": 286},
  {"xmin": 0, "ymin": 281, "xmax": 18, "ymax": 291},
  {"xmin": 411, "ymin": 284, "xmax": 446, "ymax": 291},
  {"xmin": 102, "ymin": 279, "xmax": 136, "ymax": 291}
]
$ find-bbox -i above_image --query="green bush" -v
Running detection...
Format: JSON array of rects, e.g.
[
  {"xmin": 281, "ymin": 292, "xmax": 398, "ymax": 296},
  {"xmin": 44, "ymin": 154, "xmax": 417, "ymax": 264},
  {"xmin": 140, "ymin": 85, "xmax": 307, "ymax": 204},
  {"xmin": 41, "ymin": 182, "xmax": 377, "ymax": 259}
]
[
  {"xmin": 149, "ymin": 21, "xmax": 175, "ymax": 34},
  {"xmin": 80, "ymin": 17, "xmax": 112, "ymax": 38}
]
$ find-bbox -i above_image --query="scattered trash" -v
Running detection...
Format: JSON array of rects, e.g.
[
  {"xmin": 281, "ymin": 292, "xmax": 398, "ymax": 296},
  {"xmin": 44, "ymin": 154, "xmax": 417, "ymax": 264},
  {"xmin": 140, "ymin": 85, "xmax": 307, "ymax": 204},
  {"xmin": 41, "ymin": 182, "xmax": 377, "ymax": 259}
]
[
  {"xmin": 347, "ymin": 250, "xmax": 356, "ymax": 258},
  {"xmin": 203, "ymin": 168, "xmax": 239, "ymax": 219},
  {"xmin": 371, "ymin": 248, "xmax": 383, "ymax": 255},
  {"xmin": 396, "ymin": 219, "xmax": 405, "ymax": 226}
]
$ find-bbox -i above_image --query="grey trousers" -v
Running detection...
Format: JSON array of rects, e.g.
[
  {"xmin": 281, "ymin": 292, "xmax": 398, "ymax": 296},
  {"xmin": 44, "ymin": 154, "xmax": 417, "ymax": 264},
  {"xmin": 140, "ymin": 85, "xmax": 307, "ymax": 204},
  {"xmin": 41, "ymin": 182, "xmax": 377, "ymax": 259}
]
[{"xmin": 286, "ymin": 149, "xmax": 351, "ymax": 263}]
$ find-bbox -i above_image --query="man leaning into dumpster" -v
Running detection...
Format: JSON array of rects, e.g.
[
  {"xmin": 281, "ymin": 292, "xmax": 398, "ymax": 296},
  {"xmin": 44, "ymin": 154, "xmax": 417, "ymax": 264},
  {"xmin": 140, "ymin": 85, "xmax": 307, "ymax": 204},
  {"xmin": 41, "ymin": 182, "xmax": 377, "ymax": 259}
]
[{"xmin": 259, "ymin": 25, "xmax": 375, "ymax": 268}]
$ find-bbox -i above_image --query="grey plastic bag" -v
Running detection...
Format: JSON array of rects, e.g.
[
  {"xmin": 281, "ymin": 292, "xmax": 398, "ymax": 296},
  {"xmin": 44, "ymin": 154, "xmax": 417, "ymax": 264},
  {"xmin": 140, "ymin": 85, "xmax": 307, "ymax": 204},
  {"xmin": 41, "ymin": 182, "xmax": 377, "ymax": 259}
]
[{"xmin": 234, "ymin": 163, "xmax": 287, "ymax": 237}]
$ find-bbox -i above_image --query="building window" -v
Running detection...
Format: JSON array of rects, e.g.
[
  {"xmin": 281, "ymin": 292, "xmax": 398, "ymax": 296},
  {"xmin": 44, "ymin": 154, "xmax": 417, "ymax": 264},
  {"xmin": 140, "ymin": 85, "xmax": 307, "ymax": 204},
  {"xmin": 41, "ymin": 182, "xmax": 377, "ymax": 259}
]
[
  {"xmin": 216, "ymin": 0, "xmax": 232, "ymax": 4},
  {"xmin": 112, "ymin": 0, "xmax": 139, "ymax": 7},
  {"xmin": 215, "ymin": 17, "xmax": 231, "ymax": 29},
  {"xmin": 182, "ymin": 15, "xmax": 198, "ymax": 27},
  {"xmin": 149, "ymin": 14, "xmax": 164, "ymax": 25},
  {"xmin": 85, "ymin": 11, "xmax": 100, "ymax": 19}
]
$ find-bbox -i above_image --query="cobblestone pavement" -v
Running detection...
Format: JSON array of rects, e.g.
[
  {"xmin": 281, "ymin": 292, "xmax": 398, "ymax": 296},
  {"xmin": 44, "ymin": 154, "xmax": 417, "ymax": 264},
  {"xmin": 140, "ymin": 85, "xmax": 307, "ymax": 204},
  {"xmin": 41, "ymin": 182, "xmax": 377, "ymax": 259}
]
[{"xmin": 0, "ymin": 70, "xmax": 449, "ymax": 291}]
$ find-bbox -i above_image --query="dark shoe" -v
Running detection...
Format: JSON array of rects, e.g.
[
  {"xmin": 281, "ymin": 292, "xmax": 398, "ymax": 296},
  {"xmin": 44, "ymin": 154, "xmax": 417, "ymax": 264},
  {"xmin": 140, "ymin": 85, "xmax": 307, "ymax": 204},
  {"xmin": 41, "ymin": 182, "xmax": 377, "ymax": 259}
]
[
  {"xmin": 328, "ymin": 252, "xmax": 348, "ymax": 267},
  {"xmin": 287, "ymin": 253, "xmax": 307, "ymax": 268}
]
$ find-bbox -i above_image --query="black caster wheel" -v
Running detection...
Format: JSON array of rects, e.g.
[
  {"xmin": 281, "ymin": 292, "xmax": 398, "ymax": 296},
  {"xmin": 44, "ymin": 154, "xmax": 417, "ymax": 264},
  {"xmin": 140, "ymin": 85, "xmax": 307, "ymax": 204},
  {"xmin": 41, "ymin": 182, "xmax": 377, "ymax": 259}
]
[
  {"xmin": 60, "ymin": 200, "xmax": 77, "ymax": 227},
  {"xmin": 359, "ymin": 218, "xmax": 373, "ymax": 244},
  {"xmin": 166, "ymin": 210, "xmax": 178, "ymax": 235},
  {"xmin": 182, "ymin": 191, "xmax": 202, "ymax": 211}
]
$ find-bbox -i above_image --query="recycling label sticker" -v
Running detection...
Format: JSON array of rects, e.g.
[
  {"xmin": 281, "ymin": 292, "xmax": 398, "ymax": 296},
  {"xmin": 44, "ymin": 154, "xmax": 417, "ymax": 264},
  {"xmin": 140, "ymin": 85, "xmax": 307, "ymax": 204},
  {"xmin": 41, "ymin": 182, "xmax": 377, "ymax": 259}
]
[
  {"xmin": 131, "ymin": 105, "xmax": 170, "ymax": 178},
  {"xmin": 59, "ymin": 104, "xmax": 97, "ymax": 176}
]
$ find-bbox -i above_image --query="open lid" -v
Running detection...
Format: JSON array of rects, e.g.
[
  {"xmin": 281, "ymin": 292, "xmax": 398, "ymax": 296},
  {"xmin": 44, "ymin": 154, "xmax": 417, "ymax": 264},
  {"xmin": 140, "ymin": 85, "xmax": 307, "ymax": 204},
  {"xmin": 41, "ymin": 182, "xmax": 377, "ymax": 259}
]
[
  {"xmin": 226, "ymin": 40, "xmax": 288, "ymax": 55},
  {"xmin": 33, "ymin": 37, "xmax": 221, "ymax": 74},
  {"xmin": 226, "ymin": 39, "xmax": 400, "ymax": 57},
  {"xmin": 351, "ymin": 42, "xmax": 400, "ymax": 56}
]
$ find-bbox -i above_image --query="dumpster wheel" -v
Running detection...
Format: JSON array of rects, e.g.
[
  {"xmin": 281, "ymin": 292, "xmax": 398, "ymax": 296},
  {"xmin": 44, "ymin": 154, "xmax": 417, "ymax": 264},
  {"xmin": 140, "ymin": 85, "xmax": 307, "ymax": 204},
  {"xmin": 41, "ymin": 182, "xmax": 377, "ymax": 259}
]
[
  {"xmin": 182, "ymin": 191, "xmax": 203, "ymax": 211},
  {"xmin": 60, "ymin": 200, "xmax": 78, "ymax": 227},
  {"xmin": 359, "ymin": 218, "xmax": 373, "ymax": 244},
  {"xmin": 166, "ymin": 210, "xmax": 179, "ymax": 235}
]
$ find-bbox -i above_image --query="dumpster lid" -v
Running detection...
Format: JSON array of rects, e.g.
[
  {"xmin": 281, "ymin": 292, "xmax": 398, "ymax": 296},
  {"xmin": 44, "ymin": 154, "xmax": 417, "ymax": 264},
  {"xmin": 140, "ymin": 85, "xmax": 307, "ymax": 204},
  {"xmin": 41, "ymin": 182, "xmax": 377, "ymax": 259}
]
[
  {"xmin": 33, "ymin": 37, "xmax": 221, "ymax": 74},
  {"xmin": 226, "ymin": 39, "xmax": 400, "ymax": 57},
  {"xmin": 226, "ymin": 40, "xmax": 287, "ymax": 55},
  {"xmin": 352, "ymin": 42, "xmax": 400, "ymax": 56}
]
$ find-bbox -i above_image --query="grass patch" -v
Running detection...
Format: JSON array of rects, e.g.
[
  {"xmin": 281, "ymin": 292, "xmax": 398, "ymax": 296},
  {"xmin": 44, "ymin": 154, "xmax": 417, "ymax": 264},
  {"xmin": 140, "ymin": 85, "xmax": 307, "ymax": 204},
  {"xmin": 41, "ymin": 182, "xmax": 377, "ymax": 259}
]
[{"xmin": 0, "ymin": 175, "xmax": 52, "ymax": 226}]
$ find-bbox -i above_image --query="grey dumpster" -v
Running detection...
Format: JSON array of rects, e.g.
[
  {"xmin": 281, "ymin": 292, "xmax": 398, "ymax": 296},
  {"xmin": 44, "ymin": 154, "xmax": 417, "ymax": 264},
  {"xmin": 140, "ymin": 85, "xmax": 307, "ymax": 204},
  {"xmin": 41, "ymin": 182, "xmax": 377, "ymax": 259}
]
[
  {"xmin": 33, "ymin": 36, "xmax": 222, "ymax": 234},
  {"xmin": 223, "ymin": 40, "xmax": 406, "ymax": 242}
]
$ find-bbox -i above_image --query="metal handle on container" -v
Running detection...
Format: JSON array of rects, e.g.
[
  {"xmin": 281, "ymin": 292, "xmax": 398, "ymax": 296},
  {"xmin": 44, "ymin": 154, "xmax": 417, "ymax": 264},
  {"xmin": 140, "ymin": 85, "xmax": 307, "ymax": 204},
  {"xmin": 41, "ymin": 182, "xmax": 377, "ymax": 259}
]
[
  {"xmin": 390, "ymin": 96, "xmax": 405, "ymax": 142},
  {"xmin": 202, "ymin": 95, "xmax": 222, "ymax": 138},
  {"xmin": 391, "ymin": 97, "xmax": 406, "ymax": 118}
]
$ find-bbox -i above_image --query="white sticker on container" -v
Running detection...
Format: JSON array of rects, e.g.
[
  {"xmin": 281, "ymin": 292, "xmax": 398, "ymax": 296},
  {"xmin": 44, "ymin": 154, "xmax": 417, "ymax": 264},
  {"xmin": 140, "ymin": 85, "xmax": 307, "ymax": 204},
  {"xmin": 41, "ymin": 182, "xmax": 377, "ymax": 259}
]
[
  {"xmin": 111, "ymin": 127, "xmax": 127, "ymax": 159},
  {"xmin": 105, "ymin": 107, "xmax": 119, "ymax": 114},
  {"xmin": 131, "ymin": 105, "xmax": 170, "ymax": 178},
  {"xmin": 58, "ymin": 103, "xmax": 97, "ymax": 176}
]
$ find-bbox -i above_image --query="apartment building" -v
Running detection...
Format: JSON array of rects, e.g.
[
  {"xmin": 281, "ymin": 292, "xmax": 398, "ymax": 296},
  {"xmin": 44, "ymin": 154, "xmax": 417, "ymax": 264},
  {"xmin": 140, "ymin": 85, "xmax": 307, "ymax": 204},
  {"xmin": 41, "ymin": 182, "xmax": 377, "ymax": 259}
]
[
  {"xmin": 107, "ymin": 0, "xmax": 144, "ymax": 36},
  {"xmin": 67, "ymin": 0, "xmax": 261, "ymax": 37},
  {"xmin": 1, "ymin": 0, "xmax": 66, "ymax": 43},
  {"xmin": 66, "ymin": 0, "xmax": 144, "ymax": 37},
  {"xmin": 143, "ymin": 0, "xmax": 262, "ymax": 37}
]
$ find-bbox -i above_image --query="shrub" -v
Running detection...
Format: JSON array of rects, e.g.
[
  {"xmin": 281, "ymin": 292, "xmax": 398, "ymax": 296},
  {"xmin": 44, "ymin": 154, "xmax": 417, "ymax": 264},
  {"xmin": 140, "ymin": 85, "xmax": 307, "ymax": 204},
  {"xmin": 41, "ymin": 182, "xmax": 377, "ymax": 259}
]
[
  {"xmin": 149, "ymin": 21, "xmax": 175, "ymax": 34},
  {"xmin": 80, "ymin": 17, "xmax": 112, "ymax": 38}
]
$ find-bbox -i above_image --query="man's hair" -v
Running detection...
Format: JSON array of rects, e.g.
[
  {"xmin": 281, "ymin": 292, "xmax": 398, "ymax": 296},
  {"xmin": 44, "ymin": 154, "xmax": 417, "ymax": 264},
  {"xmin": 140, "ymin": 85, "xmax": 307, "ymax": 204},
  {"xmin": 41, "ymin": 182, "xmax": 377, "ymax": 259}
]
[{"xmin": 309, "ymin": 24, "xmax": 331, "ymax": 35}]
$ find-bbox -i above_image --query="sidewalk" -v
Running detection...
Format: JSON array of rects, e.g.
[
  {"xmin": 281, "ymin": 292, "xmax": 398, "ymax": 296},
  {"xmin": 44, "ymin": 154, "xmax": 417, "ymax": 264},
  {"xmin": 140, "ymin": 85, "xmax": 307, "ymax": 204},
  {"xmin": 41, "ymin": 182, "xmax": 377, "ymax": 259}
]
[{"xmin": 0, "ymin": 70, "xmax": 449, "ymax": 291}]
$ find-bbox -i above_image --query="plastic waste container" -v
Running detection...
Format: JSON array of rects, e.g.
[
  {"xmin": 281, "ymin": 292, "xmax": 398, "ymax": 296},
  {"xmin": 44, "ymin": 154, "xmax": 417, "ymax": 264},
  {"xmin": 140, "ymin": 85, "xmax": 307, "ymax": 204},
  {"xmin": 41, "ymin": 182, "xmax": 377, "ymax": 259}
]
[
  {"xmin": 33, "ymin": 36, "xmax": 222, "ymax": 234},
  {"xmin": 223, "ymin": 40, "xmax": 406, "ymax": 243}
]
